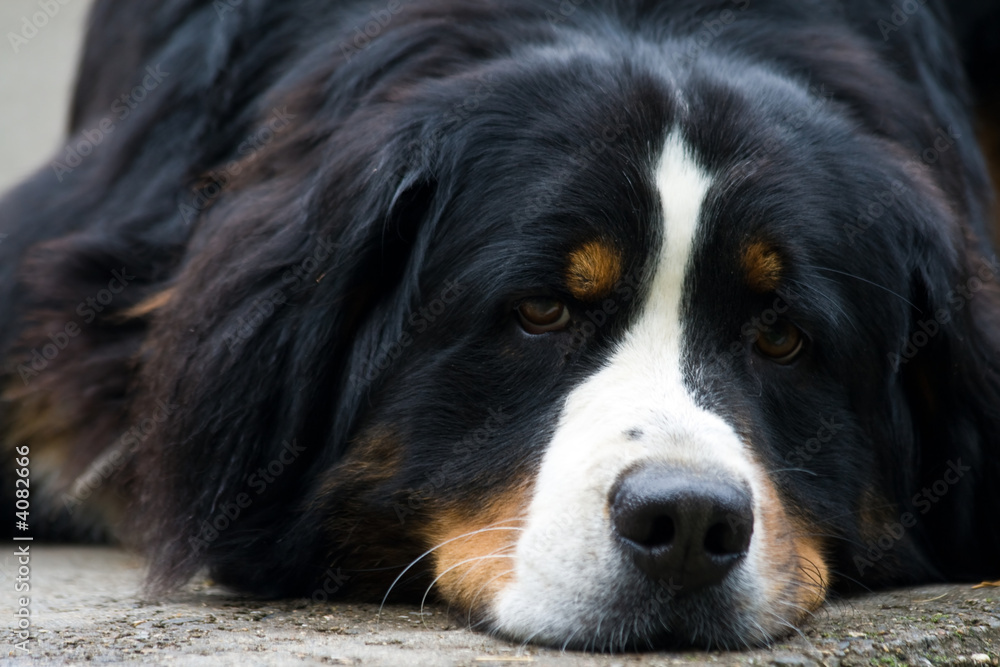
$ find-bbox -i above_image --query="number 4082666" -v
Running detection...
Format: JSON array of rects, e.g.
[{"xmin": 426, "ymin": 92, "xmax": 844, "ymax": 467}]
[{"xmin": 14, "ymin": 446, "xmax": 29, "ymax": 526}]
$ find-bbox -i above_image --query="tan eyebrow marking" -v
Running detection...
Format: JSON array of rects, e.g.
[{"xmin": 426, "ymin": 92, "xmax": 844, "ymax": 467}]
[
  {"xmin": 565, "ymin": 240, "xmax": 623, "ymax": 301},
  {"xmin": 742, "ymin": 241, "xmax": 783, "ymax": 293}
]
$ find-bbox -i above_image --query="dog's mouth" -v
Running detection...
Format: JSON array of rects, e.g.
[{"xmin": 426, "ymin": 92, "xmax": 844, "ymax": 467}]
[{"xmin": 410, "ymin": 459, "xmax": 828, "ymax": 651}]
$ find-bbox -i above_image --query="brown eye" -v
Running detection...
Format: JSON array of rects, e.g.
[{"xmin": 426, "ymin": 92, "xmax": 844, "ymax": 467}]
[
  {"xmin": 517, "ymin": 298, "xmax": 570, "ymax": 334},
  {"xmin": 754, "ymin": 321, "xmax": 805, "ymax": 364}
]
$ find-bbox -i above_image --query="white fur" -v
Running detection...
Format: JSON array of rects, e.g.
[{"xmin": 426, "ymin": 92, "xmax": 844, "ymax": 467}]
[{"xmin": 492, "ymin": 133, "xmax": 769, "ymax": 645}]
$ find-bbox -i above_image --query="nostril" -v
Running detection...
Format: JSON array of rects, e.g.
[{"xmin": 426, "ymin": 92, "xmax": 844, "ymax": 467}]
[
  {"xmin": 703, "ymin": 522, "xmax": 729, "ymax": 556},
  {"xmin": 642, "ymin": 515, "xmax": 675, "ymax": 548},
  {"xmin": 612, "ymin": 503, "xmax": 677, "ymax": 548},
  {"xmin": 703, "ymin": 520, "xmax": 748, "ymax": 557}
]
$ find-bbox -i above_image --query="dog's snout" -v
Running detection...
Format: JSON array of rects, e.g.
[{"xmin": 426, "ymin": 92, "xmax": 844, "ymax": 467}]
[{"xmin": 610, "ymin": 465, "xmax": 754, "ymax": 593}]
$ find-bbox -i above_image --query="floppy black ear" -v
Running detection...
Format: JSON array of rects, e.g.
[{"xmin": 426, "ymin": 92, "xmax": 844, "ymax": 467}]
[
  {"xmin": 897, "ymin": 243, "xmax": 1000, "ymax": 579},
  {"xmin": 129, "ymin": 121, "xmax": 442, "ymax": 594}
]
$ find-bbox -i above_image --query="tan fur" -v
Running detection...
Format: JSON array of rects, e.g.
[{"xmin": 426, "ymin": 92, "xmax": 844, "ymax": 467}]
[
  {"xmin": 755, "ymin": 475, "xmax": 830, "ymax": 613},
  {"xmin": 422, "ymin": 485, "xmax": 531, "ymax": 613},
  {"xmin": 566, "ymin": 240, "xmax": 623, "ymax": 300},
  {"xmin": 742, "ymin": 241, "xmax": 783, "ymax": 293},
  {"xmin": 3, "ymin": 391, "xmax": 75, "ymax": 479},
  {"xmin": 121, "ymin": 288, "xmax": 177, "ymax": 320},
  {"xmin": 320, "ymin": 427, "xmax": 405, "ymax": 495}
]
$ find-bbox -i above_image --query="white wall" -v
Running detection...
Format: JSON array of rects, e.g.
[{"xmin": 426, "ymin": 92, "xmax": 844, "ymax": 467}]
[{"xmin": 0, "ymin": 0, "xmax": 93, "ymax": 196}]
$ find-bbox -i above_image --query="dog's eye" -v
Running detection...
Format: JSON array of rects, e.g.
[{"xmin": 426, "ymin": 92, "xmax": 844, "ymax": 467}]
[
  {"xmin": 517, "ymin": 298, "xmax": 570, "ymax": 334},
  {"xmin": 754, "ymin": 321, "xmax": 804, "ymax": 364}
]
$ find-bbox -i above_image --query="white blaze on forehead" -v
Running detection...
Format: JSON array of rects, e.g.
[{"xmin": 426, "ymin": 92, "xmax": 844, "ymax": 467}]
[
  {"xmin": 492, "ymin": 133, "xmax": 767, "ymax": 644},
  {"xmin": 656, "ymin": 131, "xmax": 711, "ymax": 367}
]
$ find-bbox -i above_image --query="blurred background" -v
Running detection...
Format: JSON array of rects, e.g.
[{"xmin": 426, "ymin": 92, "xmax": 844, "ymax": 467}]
[{"xmin": 0, "ymin": 0, "xmax": 92, "ymax": 196}]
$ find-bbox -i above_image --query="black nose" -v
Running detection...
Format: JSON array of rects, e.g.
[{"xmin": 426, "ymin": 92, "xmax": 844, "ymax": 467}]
[{"xmin": 610, "ymin": 465, "xmax": 754, "ymax": 593}]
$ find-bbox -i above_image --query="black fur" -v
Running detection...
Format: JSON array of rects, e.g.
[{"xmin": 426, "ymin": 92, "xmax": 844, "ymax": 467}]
[{"xmin": 2, "ymin": 0, "xmax": 998, "ymax": 650}]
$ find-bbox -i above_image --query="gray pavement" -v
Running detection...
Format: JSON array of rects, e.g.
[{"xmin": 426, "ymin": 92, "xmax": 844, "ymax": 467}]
[
  {"xmin": 1, "ymin": 2, "xmax": 999, "ymax": 666},
  {"xmin": 0, "ymin": 546, "xmax": 997, "ymax": 665}
]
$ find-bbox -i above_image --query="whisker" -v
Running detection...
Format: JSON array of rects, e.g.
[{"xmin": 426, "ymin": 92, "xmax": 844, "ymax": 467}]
[
  {"xmin": 377, "ymin": 525, "xmax": 522, "ymax": 622},
  {"xmin": 469, "ymin": 566, "xmax": 518, "ymax": 630},
  {"xmin": 559, "ymin": 626, "xmax": 581, "ymax": 653},
  {"xmin": 517, "ymin": 627, "xmax": 544, "ymax": 652},
  {"xmin": 825, "ymin": 568, "xmax": 873, "ymax": 592},
  {"xmin": 418, "ymin": 554, "xmax": 515, "ymax": 623},
  {"xmin": 781, "ymin": 276, "xmax": 857, "ymax": 328},
  {"xmin": 439, "ymin": 543, "xmax": 518, "ymax": 621},
  {"xmin": 774, "ymin": 595, "xmax": 816, "ymax": 619},
  {"xmin": 765, "ymin": 609, "xmax": 812, "ymax": 646},
  {"xmin": 810, "ymin": 266, "xmax": 919, "ymax": 310},
  {"xmin": 462, "ymin": 546, "xmax": 517, "ymax": 623},
  {"xmin": 767, "ymin": 467, "xmax": 819, "ymax": 477},
  {"xmin": 808, "ymin": 501, "xmax": 900, "ymax": 525},
  {"xmin": 793, "ymin": 555, "xmax": 827, "ymax": 589},
  {"xmin": 453, "ymin": 545, "xmax": 516, "ymax": 593}
]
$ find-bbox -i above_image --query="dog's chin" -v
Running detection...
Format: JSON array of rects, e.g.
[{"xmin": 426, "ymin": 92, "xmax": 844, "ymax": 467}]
[{"xmin": 475, "ymin": 567, "xmax": 798, "ymax": 652}]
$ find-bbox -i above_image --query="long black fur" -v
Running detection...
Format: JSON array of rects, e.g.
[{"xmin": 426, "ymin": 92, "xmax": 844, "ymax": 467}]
[{"xmin": 1, "ymin": 0, "xmax": 998, "ymax": 650}]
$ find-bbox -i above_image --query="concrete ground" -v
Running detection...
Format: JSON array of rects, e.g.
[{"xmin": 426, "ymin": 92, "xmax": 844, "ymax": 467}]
[
  {"xmin": 0, "ymin": 546, "xmax": 996, "ymax": 666},
  {"xmin": 1, "ymin": 2, "xmax": 999, "ymax": 666}
]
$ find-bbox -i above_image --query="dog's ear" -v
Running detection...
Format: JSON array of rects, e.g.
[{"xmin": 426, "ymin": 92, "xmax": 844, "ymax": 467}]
[
  {"xmin": 897, "ymin": 235, "xmax": 1000, "ymax": 578},
  {"xmin": 130, "ymin": 122, "xmax": 441, "ymax": 593}
]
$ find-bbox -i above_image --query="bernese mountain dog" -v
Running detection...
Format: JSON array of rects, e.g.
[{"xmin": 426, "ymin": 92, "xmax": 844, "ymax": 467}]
[{"xmin": 2, "ymin": 0, "xmax": 999, "ymax": 652}]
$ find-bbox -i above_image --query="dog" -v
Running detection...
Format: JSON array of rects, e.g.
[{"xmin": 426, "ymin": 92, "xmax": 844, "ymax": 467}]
[{"xmin": 2, "ymin": 0, "xmax": 999, "ymax": 651}]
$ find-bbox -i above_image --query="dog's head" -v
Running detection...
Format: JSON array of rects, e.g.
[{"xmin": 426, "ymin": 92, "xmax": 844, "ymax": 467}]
[{"xmin": 87, "ymin": 12, "xmax": 1000, "ymax": 652}]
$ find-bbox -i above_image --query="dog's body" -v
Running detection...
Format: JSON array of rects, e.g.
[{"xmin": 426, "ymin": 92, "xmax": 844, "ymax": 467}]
[{"xmin": 2, "ymin": 0, "xmax": 999, "ymax": 651}]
